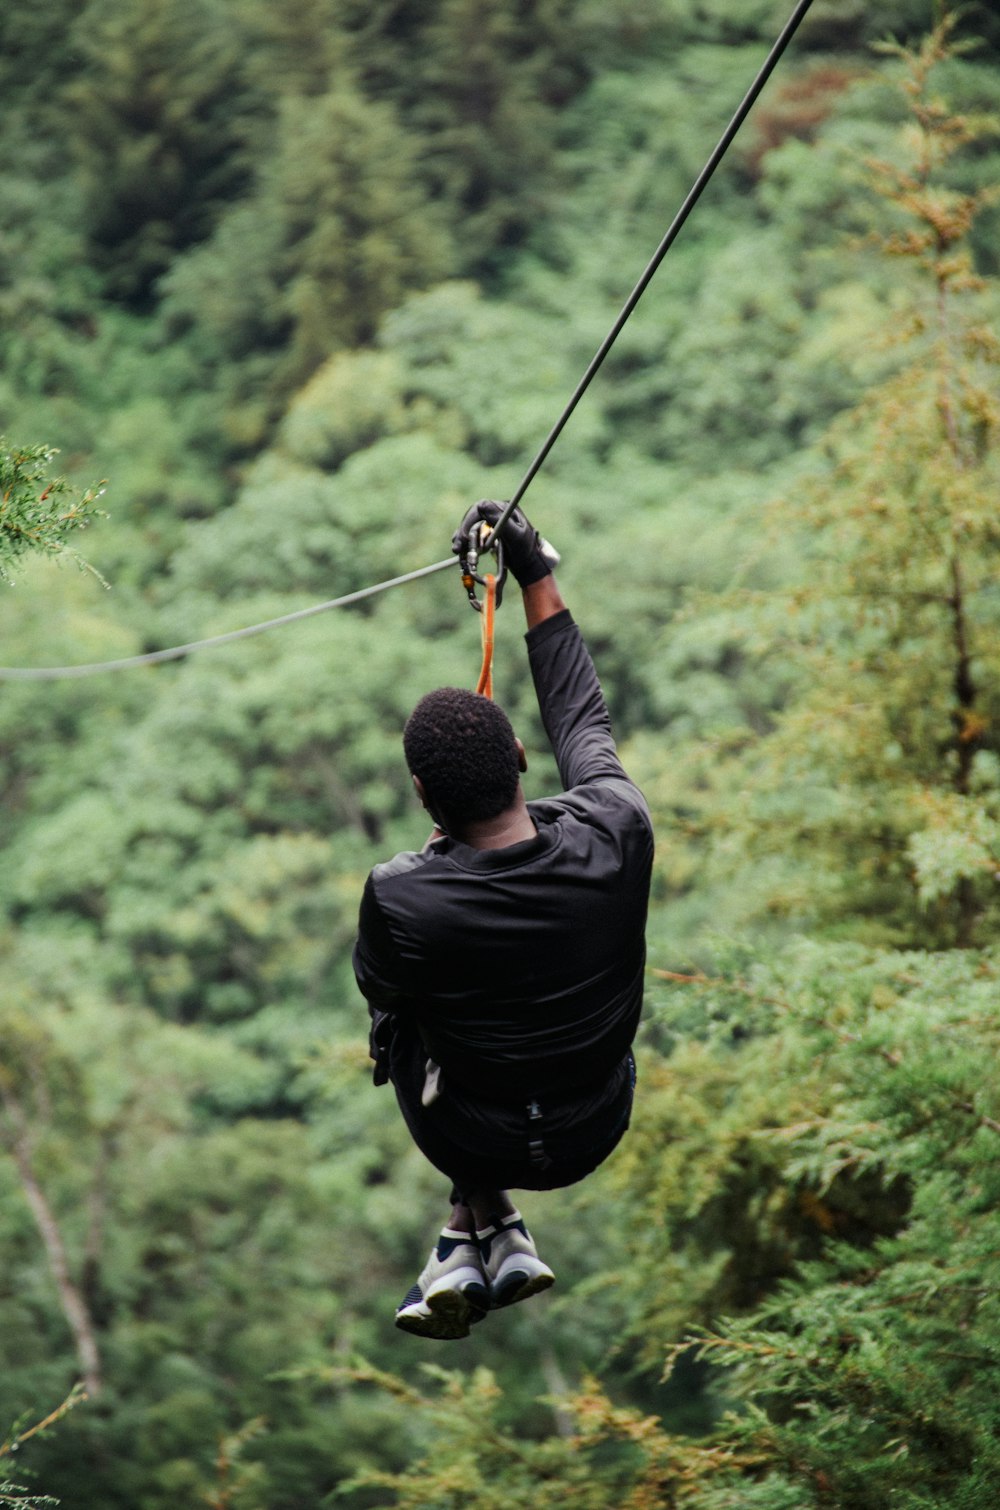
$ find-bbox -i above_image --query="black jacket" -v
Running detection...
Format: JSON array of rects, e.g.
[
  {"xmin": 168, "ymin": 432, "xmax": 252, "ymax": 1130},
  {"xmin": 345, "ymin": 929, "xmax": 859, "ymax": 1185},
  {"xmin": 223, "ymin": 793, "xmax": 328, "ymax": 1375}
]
[{"xmin": 352, "ymin": 609, "xmax": 654, "ymax": 1102}]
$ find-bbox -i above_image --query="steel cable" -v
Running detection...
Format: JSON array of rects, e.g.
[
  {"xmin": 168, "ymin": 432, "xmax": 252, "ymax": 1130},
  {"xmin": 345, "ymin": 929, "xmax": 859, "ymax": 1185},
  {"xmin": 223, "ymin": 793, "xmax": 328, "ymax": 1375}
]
[
  {"xmin": 0, "ymin": 558, "xmax": 457, "ymax": 680},
  {"xmin": 488, "ymin": 0, "xmax": 816, "ymax": 545}
]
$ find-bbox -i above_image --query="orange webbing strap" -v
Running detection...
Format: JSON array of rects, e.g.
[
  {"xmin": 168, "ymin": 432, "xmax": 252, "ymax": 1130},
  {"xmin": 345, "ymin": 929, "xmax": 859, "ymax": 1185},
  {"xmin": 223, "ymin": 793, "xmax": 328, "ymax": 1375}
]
[{"xmin": 475, "ymin": 573, "xmax": 496, "ymax": 698}]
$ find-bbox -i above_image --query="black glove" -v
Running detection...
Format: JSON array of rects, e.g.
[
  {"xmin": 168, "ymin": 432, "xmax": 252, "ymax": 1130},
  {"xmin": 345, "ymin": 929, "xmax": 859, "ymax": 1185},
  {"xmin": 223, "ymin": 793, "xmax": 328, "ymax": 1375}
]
[{"xmin": 452, "ymin": 499, "xmax": 555, "ymax": 588}]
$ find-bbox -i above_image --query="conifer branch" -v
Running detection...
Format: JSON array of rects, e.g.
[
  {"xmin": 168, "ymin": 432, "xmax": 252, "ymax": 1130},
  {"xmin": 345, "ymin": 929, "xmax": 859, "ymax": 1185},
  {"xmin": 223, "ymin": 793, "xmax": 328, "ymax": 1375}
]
[
  {"xmin": 0, "ymin": 1385, "xmax": 88, "ymax": 1459},
  {"xmin": 0, "ymin": 440, "xmax": 107, "ymax": 585},
  {"xmin": 650, "ymin": 968, "xmax": 1000, "ymax": 1133}
]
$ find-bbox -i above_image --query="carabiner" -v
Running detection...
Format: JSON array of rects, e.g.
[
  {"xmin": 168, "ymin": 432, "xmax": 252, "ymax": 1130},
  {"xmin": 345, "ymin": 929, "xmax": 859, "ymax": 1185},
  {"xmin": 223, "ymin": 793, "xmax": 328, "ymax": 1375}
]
[{"xmin": 459, "ymin": 520, "xmax": 507, "ymax": 612}]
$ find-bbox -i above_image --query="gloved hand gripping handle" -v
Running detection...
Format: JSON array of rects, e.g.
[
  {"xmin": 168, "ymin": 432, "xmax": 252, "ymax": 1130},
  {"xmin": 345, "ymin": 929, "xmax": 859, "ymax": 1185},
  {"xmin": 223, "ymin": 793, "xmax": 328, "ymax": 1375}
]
[{"xmin": 453, "ymin": 499, "xmax": 560, "ymax": 610}]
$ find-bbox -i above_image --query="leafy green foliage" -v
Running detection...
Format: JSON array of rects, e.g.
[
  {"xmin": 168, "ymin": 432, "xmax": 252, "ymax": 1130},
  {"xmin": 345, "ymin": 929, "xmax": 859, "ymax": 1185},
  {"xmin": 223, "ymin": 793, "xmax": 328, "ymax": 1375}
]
[
  {"xmin": 2, "ymin": 3, "xmax": 1000, "ymax": 1507},
  {"xmin": 648, "ymin": 946, "xmax": 1000, "ymax": 1508},
  {"xmin": 664, "ymin": 15, "xmax": 1000, "ymax": 947},
  {"xmin": 0, "ymin": 442, "xmax": 106, "ymax": 584},
  {"xmin": 160, "ymin": 80, "xmax": 453, "ymax": 403},
  {"xmin": 312, "ymin": 1360, "xmax": 745, "ymax": 1509},
  {"xmin": 65, "ymin": 0, "xmax": 263, "ymax": 302}
]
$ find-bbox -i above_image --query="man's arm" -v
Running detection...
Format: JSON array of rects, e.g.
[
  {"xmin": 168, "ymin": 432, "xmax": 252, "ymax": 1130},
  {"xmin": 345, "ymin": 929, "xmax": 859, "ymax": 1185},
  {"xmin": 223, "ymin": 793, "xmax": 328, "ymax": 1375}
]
[
  {"xmin": 453, "ymin": 499, "xmax": 641, "ymax": 798},
  {"xmin": 522, "ymin": 574, "xmax": 567, "ymax": 630},
  {"xmin": 524, "ymin": 588, "xmax": 631, "ymax": 794}
]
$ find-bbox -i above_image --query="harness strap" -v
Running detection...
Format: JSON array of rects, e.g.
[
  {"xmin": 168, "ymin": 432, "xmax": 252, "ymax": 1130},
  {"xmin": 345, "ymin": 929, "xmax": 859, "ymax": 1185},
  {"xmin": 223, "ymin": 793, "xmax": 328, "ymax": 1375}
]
[{"xmin": 475, "ymin": 572, "xmax": 497, "ymax": 698}]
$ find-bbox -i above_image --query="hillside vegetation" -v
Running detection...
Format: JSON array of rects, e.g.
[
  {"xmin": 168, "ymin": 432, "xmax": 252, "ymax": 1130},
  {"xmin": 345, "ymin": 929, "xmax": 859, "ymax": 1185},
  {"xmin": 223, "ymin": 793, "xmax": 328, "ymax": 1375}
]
[{"xmin": 1, "ymin": 3, "xmax": 999, "ymax": 1507}]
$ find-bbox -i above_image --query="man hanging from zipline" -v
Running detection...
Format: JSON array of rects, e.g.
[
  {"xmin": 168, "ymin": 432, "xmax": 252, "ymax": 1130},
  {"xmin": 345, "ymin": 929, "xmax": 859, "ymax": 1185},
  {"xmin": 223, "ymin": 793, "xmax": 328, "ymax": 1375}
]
[{"xmin": 353, "ymin": 499, "xmax": 653, "ymax": 1339}]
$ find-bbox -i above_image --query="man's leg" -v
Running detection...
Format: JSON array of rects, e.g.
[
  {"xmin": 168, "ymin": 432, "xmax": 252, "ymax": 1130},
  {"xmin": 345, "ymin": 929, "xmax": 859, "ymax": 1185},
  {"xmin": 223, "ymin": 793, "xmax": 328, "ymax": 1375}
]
[{"xmin": 448, "ymin": 1189, "xmax": 515, "ymax": 1233}]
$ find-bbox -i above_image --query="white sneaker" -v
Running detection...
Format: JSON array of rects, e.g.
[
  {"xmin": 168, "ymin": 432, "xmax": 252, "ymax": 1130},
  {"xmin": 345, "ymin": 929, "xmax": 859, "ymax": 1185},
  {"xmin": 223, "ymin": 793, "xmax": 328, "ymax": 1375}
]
[
  {"xmin": 477, "ymin": 1213, "xmax": 555, "ymax": 1309},
  {"xmin": 395, "ymin": 1230, "xmax": 490, "ymax": 1339}
]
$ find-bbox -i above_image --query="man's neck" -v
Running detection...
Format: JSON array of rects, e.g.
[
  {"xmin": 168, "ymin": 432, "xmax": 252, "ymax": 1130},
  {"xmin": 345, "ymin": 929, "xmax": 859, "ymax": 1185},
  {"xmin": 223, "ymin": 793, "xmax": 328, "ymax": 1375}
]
[{"xmin": 452, "ymin": 794, "xmax": 537, "ymax": 852}]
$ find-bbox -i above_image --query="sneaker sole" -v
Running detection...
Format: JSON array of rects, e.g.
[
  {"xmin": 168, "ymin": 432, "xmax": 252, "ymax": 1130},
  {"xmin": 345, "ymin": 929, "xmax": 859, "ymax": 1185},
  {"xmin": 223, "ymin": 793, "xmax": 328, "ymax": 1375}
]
[
  {"xmin": 490, "ymin": 1261, "xmax": 555, "ymax": 1310},
  {"xmin": 395, "ymin": 1281, "xmax": 490, "ymax": 1340}
]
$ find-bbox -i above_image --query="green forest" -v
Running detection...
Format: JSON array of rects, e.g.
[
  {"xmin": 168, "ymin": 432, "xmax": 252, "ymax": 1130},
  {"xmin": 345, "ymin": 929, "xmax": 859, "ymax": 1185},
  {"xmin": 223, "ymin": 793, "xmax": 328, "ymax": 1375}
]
[{"xmin": 2, "ymin": 0, "xmax": 1000, "ymax": 1504}]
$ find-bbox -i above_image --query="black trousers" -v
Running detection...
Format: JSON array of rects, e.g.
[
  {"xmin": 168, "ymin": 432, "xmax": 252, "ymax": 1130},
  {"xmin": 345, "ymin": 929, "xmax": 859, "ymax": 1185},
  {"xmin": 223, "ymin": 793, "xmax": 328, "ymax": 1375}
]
[{"xmin": 386, "ymin": 1025, "xmax": 635, "ymax": 1204}]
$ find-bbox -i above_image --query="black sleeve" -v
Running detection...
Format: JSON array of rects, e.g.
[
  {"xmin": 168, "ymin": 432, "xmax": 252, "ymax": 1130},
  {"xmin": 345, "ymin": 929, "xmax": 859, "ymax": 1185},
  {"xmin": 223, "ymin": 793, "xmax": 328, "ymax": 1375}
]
[
  {"xmin": 352, "ymin": 874, "xmax": 407, "ymax": 1011},
  {"xmin": 526, "ymin": 609, "xmax": 632, "ymax": 791},
  {"xmin": 352, "ymin": 875, "xmax": 407, "ymax": 1085}
]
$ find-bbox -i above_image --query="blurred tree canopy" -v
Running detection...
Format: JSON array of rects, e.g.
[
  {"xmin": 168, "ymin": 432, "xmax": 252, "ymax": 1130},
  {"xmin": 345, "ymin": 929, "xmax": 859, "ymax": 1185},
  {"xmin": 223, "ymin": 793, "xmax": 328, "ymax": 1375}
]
[{"xmin": 1, "ymin": 2, "xmax": 1000, "ymax": 1508}]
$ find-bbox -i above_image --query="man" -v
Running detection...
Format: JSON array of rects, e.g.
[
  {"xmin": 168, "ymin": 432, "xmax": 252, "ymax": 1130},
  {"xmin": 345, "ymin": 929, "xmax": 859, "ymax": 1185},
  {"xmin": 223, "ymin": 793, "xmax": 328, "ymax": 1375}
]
[{"xmin": 353, "ymin": 499, "xmax": 653, "ymax": 1340}]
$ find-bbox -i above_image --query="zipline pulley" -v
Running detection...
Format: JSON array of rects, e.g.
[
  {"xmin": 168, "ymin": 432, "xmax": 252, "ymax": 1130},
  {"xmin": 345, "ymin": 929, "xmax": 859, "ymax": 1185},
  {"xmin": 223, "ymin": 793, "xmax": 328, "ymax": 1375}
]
[{"xmin": 459, "ymin": 521, "xmax": 507, "ymax": 613}]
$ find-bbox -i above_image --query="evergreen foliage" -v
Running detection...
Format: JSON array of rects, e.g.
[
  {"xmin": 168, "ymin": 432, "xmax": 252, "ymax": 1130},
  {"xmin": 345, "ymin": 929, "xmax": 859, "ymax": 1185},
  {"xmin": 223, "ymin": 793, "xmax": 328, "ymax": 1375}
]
[
  {"xmin": 0, "ymin": 442, "xmax": 106, "ymax": 584},
  {"xmin": 706, "ymin": 16, "xmax": 1000, "ymax": 947},
  {"xmin": 1, "ymin": 2, "xmax": 999, "ymax": 1506}
]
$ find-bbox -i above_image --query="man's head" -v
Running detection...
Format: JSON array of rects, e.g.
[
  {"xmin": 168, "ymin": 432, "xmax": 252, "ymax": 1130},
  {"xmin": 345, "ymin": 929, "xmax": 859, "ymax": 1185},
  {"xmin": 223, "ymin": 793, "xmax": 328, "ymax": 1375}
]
[{"xmin": 403, "ymin": 687, "xmax": 524, "ymax": 829}]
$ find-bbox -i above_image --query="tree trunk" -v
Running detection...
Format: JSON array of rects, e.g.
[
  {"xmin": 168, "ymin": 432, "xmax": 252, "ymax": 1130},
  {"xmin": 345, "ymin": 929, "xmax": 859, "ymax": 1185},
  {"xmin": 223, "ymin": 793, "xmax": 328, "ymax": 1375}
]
[{"xmin": 0, "ymin": 1086, "xmax": 102, "ymax": 1397}]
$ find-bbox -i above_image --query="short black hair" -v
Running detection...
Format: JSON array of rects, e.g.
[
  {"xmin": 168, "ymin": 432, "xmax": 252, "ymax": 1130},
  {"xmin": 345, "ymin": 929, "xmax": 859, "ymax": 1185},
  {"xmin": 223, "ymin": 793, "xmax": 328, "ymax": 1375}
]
[{"xmin": 403, "ymin": 687, "xmax": 521, "ymax": 825}]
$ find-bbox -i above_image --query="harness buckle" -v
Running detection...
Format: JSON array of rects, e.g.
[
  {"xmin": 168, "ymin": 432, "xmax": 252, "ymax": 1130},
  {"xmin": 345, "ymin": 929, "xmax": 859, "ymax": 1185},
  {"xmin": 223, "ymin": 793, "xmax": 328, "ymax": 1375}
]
[{"xmin": 526, "ymin": 1098, "xmax": 548, "ymax": 1168}]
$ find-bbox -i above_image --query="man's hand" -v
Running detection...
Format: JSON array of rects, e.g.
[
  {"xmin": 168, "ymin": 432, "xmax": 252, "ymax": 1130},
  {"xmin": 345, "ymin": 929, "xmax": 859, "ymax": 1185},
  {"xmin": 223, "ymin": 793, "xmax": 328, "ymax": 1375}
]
[{"xmin": 452, "ymin": 499, "xmax": 558, "ymax": 589}]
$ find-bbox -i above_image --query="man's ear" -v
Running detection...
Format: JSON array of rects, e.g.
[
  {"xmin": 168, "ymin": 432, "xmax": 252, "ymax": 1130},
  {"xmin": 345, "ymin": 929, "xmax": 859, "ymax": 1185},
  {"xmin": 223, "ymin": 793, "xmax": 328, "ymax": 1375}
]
[
  {"xmin": 515, "ymin": 737, "xmax": 528, "ymax": 774},
  {"xmin": 413, "ymin": 774, "xmax": 445, "ymax": 825}
]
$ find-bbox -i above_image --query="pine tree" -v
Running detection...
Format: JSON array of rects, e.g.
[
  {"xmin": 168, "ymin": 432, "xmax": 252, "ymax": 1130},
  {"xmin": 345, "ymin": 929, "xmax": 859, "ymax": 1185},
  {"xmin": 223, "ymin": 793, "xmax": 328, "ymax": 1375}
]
[{"xmin": 726, "ymin": 13, "xmax": 1000, "ymax": 946}]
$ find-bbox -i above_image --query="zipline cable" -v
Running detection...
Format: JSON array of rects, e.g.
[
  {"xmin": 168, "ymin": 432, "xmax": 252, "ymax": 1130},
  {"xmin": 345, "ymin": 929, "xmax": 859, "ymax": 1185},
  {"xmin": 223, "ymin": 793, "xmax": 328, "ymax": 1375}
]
[
  {"xmin": 0, "ymin": 558, "xmax": 456, "ymax": 680},
  {"xmin": 486, "ymin": 0, "xmax": 816, "ymax": 548},
  {"xmin": 0, "ymin": 0, "xmax": 814, "ymax": 682}
]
